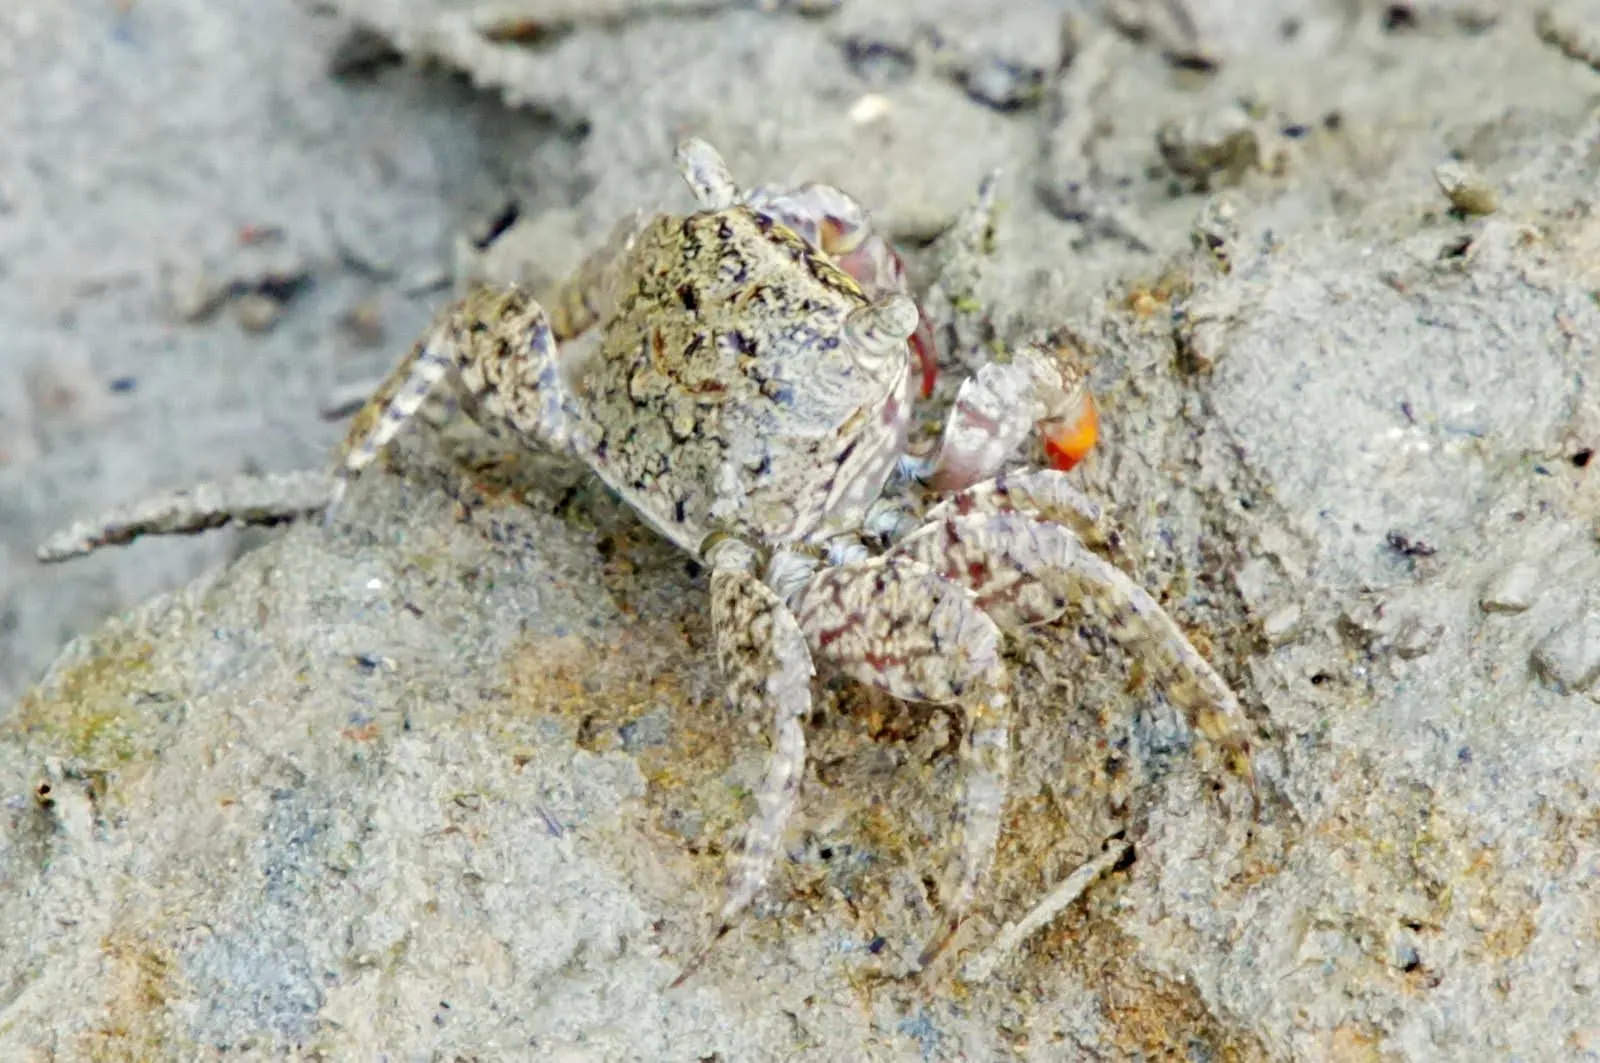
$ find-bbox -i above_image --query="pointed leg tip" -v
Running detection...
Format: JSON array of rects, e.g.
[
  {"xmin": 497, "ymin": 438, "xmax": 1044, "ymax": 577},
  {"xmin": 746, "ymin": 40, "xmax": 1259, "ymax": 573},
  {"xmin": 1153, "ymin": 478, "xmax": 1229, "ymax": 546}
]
[
  {"xmin": 915, "ymin": 918, "xmax": 962, "ymax": 972},
  {"xmin": 668, "ymin": 922, "xmax": 732, "ymax": 990},
  {"xmin": 322, "ymin": 477, "xmax": 349, "ymax": 530}
]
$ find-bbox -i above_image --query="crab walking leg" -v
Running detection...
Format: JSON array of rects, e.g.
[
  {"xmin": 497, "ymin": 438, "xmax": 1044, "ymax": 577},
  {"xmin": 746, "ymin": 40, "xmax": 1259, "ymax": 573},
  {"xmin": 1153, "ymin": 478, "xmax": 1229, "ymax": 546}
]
[
  {"xmin": 958, "ymin": 838, "xmax": 1130, "ymax": 984},
  {"xmin": 890, "ymin": 510, "xmax": 1254, "ymax": 770},
  {"xmin": 547, "ymin": 209, "xmax": 649, "ymax": 341},
  {"xmin": 36, "ymin": 470, "xmax": 334, "ymax": 562},
  {"xmin": 331, "ymin": 287, "xmax": 583, "ymax": 514},
  {"xmin": 921, "ymin": 468, "xmax": 1120, "ymax": 552},
  {"xmin": 921, "ymin": 343, "xmax": 1098, "ymax": 493},
  {"xmin": 796, "ymin": 555, "xmax": 1013, "ymax": 968},
  {"xmin": 673, "ymin": 538, "xmax": 816, "ymax": 986}
]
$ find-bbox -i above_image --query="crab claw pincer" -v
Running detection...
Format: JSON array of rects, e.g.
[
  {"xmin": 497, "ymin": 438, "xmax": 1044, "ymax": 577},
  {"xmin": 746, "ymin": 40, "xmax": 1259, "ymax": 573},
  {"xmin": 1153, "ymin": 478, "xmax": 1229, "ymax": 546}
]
[
  {"xmin": 924, "ymin": 343, "xmax": 1096, "ymax": 492},
  {"xmin": 1040, "ymin": 389, "xmax": 1098, "ymax": 472}
]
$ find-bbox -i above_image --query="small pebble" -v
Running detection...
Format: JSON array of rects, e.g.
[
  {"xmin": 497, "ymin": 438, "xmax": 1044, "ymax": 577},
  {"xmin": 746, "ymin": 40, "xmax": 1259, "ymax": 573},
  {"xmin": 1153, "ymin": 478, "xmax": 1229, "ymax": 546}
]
[
  {"xmin": 1434, "ymin": 161, "xmax": 1498, "ymax": 216},
  {"xmin": 848, "ymin": 93, "xmax": 892, "ymax": 124},
  {"xmin": 1531, "ymin": 611, "xmax": 1600, "ymax": 694},
  {"xmin": 1339, "ymin": 601, "xmax": 1390, "ymax": 645},
  {"xmin": 955, "ymin": 55, "xmax": 1047, "ymax": 112},
  {"xmin": 1480, "ymin": 562, "xmax": 1539, "ymax": 614},
  {"xmin": 1261, "ymin": 603, "xmax": 1302, "ymax": 646},
  {"xmin": 167, "ymin": 265, "xmax": 229, "ymax": 323},
  {"xmin": 1158, "ymin": 107, "xmax": 1266, "ymax": 187},
  {"xmin": 340, "ymin": 298, "xmax": 386, "ymax": 348},
  {"xmin": 1394, "ymin": 617, "xmax": 1442, "ymax": 660},
  {"xmin": 232, "ymin": 292, "xmax": 286, "ymax": 333}
]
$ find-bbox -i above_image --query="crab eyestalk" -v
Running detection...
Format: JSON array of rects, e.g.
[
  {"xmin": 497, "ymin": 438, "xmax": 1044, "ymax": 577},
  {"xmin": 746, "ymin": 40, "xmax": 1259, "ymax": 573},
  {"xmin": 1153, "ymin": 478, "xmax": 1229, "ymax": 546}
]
[
  {"xmin": 829, "ymin": 232, "xmax": 939, "ymax": 400},
  {"xmin": 845, "ymin": 293, "xmax": 922, "ymax": 383},
  {"xmin": 740, "ymin": 180, "xmax": 941, "ymax": 399},
  {"xmin": 675, "ymin": 137, "xmax": 740, "ymax": 210}
]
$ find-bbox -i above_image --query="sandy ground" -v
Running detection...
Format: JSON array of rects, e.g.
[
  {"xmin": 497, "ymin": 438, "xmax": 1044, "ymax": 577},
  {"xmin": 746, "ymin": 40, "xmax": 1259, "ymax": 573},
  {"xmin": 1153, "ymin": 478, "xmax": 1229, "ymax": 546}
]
[
  {"xmin": 0, "ymin": 0, "xmax": 584, "ymax": 705},
  {"xmin": 4, "ymin": 0, "xmax": 1600, "ymax": 1059}
]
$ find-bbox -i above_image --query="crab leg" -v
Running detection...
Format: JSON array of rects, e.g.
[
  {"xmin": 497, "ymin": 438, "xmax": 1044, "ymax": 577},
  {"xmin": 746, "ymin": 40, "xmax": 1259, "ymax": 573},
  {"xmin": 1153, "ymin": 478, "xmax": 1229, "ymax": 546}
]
[
  {"xmin": 889, "ymin": 508, "xmax": 1254, "ymax": 773},
  {"xmin": 35, "ymin": 470, "xmax": 334, "ymax": 563},
  {"xmin": 920, "ymin": 467, "xmax": 1119, "ymax": 552},
  {"xmin": 331, "ymin": 286, "xmax": 586, "ymax": 514},
  {"xmin": 36, "ymin": 285, "xmax": 593, "ymax": 555},
  {"xmin": 674, "ymin": 537, "xmax": 816, "ymax": 986},
  {"xmin": 795, "ymin": 554, "xmax": 1013, "ymax": 968}
]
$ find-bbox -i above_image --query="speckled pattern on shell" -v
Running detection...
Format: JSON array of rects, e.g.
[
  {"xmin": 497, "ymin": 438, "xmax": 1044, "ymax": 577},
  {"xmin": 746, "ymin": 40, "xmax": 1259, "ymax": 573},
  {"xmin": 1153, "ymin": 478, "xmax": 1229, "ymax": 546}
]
[{"xmin": 579, "ymin": 207, "xmax": 912, "ymax": 556}]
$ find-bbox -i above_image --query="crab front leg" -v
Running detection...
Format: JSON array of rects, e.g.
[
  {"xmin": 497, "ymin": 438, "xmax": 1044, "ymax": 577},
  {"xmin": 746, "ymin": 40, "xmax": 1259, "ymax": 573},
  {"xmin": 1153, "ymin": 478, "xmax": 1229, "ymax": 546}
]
[
  {"xmin": 672, "ymin": 538, "xmax": 817, "ymax": 986},
  {"xmin": 796, "ymin": 554, "xmax": 1013, "ymax": 968},
  {"xmin": 916, "ymin": 173, "xmax": 1101, "ymax": 487},
  {"xmin": 332, "ymin": 202, "xmax": 662, "ymax": 507},
  {"xmin": 330, "ymin": 286, "xmax": 588, "ymax": 512},
  {"xmin": 887, "ymin": 496, "xmax": 1254, "ymax": 775}
]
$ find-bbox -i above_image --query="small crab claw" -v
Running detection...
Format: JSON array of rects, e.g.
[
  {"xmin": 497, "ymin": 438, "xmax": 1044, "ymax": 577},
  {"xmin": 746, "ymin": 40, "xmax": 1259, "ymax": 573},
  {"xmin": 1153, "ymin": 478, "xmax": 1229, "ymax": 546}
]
[
  {"xmin": 924, "ymin": 343, "xmax": 1097, "ymax": 493},
  {"xmin": 675, "ymin": 137, "xmax": 740, "ymax": 211}
]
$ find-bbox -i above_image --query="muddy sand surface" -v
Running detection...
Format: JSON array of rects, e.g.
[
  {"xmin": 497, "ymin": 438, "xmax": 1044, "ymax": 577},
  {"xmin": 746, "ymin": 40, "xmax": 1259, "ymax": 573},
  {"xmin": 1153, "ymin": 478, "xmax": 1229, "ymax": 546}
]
[{"xmin": 3, "ymin": 2, "xmax": 1600, "ymax": 1058}]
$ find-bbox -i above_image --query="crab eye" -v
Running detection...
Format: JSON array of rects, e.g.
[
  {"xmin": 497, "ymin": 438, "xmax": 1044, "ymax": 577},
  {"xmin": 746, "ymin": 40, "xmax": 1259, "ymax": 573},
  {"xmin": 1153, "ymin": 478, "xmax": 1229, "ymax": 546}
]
[
  {"xmin": 845, "ymin": 294, "xmax": 919, "ymax": 378},
  {"xmin": 820, "ymin": 215, "xmax": 866, "ymax": 257}
]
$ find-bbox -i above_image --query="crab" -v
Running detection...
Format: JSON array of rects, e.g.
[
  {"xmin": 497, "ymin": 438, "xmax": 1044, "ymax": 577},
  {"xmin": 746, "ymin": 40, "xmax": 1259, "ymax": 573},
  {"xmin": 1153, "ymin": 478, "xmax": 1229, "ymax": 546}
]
[
  {"xmin": 329, "ymin": 139, "xmax": 1254, "ymax": 972},
  {"xmin": 36, "ymin": 139, "xmax": 1253, "ymax": 976}
]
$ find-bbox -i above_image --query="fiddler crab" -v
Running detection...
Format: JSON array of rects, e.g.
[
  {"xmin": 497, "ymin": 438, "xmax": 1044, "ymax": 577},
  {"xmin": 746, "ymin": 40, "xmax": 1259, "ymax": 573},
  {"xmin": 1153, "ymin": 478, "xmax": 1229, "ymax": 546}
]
[{"xmin": 39, "ymin": 139, "xmax": 1254, "ymax": 979}]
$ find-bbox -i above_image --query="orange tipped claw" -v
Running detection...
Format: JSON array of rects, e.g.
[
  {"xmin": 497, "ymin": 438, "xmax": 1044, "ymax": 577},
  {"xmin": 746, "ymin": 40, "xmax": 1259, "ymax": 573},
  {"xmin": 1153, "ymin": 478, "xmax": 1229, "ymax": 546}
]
[{"xmin": 1042, "ymin": 392, "xmax": 1099, "ymax": 471}]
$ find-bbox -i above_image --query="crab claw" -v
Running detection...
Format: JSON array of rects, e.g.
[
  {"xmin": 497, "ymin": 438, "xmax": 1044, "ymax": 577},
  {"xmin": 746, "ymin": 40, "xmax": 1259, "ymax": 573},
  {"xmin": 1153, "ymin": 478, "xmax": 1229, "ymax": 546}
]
[
  {"xmin": 923, "ymin": 343, "xmax": 1095, "ymax": 492},
  {"xmin": 1040, "ymin": 390, "xmax": 1098, "ymax": 472}
]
